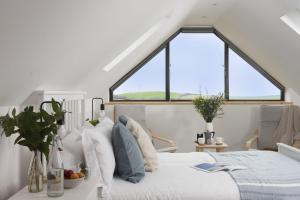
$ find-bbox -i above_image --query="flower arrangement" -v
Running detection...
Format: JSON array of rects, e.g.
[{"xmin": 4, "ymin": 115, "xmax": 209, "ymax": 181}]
[{"xmin": 192, "ymin": 93, "xmax": 224, "ymax": 123}]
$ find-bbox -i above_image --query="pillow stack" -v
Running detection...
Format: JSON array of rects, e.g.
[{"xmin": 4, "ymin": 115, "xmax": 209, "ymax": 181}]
[{"xmin": 65, "ymin": 115, "xmax": 158, "ymax": 193}]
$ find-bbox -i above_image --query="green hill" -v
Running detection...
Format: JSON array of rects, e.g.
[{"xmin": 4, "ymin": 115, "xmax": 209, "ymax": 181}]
[{"xmin": 114, "ymin": 91, "xmax": 280, "ymax": 100}]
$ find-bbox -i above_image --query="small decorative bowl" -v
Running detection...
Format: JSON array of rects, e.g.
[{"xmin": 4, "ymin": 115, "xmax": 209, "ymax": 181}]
[{"xmin": 64, "ymin": 177, "xmax": 84, "ymax": 189}]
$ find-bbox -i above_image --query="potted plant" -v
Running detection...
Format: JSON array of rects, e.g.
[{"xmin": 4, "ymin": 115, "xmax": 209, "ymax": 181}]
[
  {"xmin": 192, "ymin": 93, "xmax": 224, "ymax": 142},
  {"xmin": 0, "ymin": 99, "xmax": 63, "ymax": 193}
]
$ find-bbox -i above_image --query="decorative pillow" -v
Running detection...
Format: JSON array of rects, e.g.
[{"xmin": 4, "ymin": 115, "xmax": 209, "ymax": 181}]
[
  {"xmin": 118, "ymin": 115, "xmax": 128, "ymax": 126},
  {"xmin": 112, "ymin": 122, "xmax": 145, "ymax": 183},
  {"xmin": 126, "ymin": 118, "xmax": 158, "ymax": 172},
  {"xmin": 82, "ymin": 117, "xmax": 115, "ymax": 191},
  {"xmin": 119, "ymin": 115, "xmax": 152, "ymax": 139}
]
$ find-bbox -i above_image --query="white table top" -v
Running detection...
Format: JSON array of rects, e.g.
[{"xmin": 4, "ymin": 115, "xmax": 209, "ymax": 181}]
[{"xmin": 9, "ymin": 177, "xmax": 100, "ymax": 200}]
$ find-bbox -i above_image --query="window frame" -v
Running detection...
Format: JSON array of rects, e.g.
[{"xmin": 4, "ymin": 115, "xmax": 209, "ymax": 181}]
[{"xmin": 109, "ymin": 27, "xmax": 285, "ymax": 102}]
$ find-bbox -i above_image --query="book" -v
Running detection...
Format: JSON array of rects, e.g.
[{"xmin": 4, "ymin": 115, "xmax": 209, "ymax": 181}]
[{"xmin": 192, "ymin": 162, "xmax": 247, "ymax": 173}]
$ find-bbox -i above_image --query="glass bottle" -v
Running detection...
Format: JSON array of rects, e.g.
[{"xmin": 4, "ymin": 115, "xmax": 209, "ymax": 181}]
[
  {"xmin": 47, "ymin": 135, "xmax": 64, "ymax": 197},
  {"xmin": 28, "ymin": 150, "xmax": 43, "ymax": 192}
]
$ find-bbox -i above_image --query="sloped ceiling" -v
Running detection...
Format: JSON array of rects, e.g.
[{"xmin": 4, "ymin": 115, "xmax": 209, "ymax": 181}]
[
  {"xmin": 0, "ymin": 0, "xmax": 194, "ymax": 105},
  {"xmin": 212, "ymin": 0, "xmax": 300, "ymax": 93},
  {"xmin": 0, "ymin": 0, "xmax": 300, "ymax": 106}
]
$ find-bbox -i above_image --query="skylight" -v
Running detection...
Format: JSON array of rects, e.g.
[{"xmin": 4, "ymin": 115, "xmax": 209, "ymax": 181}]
[{"xmin": 280, "ymin": 8, "xmax": 300, "ymax": 36}]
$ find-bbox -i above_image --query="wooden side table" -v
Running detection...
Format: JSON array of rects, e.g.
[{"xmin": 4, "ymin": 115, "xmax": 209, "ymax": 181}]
[{"xmin": 195, "ymin": 143, "xmax": 228, "ymax": 152}]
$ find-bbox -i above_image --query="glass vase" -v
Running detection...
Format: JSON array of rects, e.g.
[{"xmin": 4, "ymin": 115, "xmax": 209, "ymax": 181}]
[
  {"xmin": 28, "ymin": 151, "xmax": 43, "ymax": 193},
  {"xmin": 47, "ymin": 135, "xmax": 64, "ymax": 197}
]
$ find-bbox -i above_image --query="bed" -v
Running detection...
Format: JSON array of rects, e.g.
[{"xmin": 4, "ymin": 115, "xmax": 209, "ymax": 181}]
[
  {"xmin": 107, "ymin": 144, "xmax": 300, "ymax": 200},
  {"xmin": 109, "ymin": 152, "xmax": 239, "ymax": 200},
  {"xmin": 26, "ymin": 94, "xmax": 300, "ymax": 200}
]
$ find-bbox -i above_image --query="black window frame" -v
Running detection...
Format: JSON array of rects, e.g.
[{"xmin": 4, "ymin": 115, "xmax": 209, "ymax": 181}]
[{"xmin": 109, "ymin": 27, "xmax": 285, "ymax": 102}]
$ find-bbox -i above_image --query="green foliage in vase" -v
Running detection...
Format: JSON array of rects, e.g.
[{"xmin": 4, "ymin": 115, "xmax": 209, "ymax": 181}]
[
  {"xmin": 51, "ymin": 99, "xmax": 67, "ymax": 125},
  {"xmin": 0, "ymin": 99, "xmax": 65, "ymax": 159},
  {"xmin": 192, "ymin": 93, "xmax": 224, "ymax": 123},
  {"xmin": 85, "ymin": 118, "xmax": 99, "ymax": 126}
]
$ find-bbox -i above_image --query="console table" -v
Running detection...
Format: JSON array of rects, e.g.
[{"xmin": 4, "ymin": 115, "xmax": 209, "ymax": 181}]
[
  {"xmin": 9, "ymin": 177, "xmax": 99, "ymax": 200},
  {"xmin": 195, "ymin": 143, "xmax": 228, "ymax": 152}
]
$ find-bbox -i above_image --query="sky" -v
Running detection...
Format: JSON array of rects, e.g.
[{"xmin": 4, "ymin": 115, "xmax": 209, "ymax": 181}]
[{"xmin": 114, "ymin": 33, "xmax": 280, "ymax": 98}]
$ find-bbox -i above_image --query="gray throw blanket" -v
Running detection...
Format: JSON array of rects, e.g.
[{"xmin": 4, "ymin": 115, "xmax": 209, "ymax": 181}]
[
  {"xmin": 273, "ymin": 105, "xmax": 300, "ymax": 146},
  {"xmin": 210, "ymin": 151, "xmax": 300, "ymax": 200}
]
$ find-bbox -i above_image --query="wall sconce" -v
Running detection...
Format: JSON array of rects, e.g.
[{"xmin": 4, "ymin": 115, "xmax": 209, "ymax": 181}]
[
  {"xmin": 40, "ymin": 100, "xmax": 66, "ymax": 143},
  {"xmin": 92, "ymin": 97, "xmax": 105, "ymax": 120}
]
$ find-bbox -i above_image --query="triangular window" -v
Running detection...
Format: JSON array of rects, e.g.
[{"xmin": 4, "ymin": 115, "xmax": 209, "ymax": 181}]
[{"xmin": 110, "ymin": 27, "xmax": 284, "ymax": 101}]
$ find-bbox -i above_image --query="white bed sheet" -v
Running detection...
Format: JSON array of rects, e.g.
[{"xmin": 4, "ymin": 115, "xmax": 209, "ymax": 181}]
[{"xmin": 109, "ymin": 152, "xmax": 240, "ymax": 200}]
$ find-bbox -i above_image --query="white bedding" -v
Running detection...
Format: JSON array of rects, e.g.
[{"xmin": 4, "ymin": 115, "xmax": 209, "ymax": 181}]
[{"xmin": 109, "ymin": 152, "xmax": 240, "ymax": 200}]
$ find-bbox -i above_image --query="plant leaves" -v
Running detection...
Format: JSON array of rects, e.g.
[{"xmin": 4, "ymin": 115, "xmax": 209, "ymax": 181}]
[
  {"xmin": 12, "ymin": 108, "xmax": 16, "ymax": 117},
  {"xmin": 0, "ymin": 98, "xmax": 64, "ymax": 158},
  {"xmin": 14, "ymin": 135, "xmax": 23, "ymax": 145},
  {"xmin": 193, "ymin": 93, "xmax": 224, "ymax": 122},
  {"xmin": 51, "ymin": 98, "xmax": 59, "ymax": 113}
]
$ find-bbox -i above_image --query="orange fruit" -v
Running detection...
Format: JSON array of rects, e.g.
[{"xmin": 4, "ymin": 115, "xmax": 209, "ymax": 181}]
[
  {"xmin": 70, "ymin": 173, "xmax": 79, "ymax": 179},
  {"xmin": 77, "ymin": 172, "xmax": 85, "ymax": 178}
]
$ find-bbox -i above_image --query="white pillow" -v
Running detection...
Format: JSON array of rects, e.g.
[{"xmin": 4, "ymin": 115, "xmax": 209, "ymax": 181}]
[
  {"xmin": 82, "ymin": 117, "xmax": 115, "ymax": 192},
  {"xmin": 61, "ymin": 121, "xmax": 95, "ymax": 169},
  {"xmin": 95, "ymin": 117, "xmax": 114, "ymax": 141},
  {"xmin": 61, "ymin": 129, "xmax": 84, "ymax": 169},
  {"xmin": 81, "ymin": 129, "xmax": 101, "ymax": 177},
  {"xmin": 126, "ymin": 118, "xmax": 158, "ymax": 172}
]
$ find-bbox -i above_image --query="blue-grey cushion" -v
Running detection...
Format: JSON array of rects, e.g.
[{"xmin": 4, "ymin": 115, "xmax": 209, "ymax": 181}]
[
  {"xmin": 118, "ymin": 115, "xmax": 128, "ymax": 126},
  {"xmin": 112, "ymin": 122, "xmax": 145, "ymax": 183}
]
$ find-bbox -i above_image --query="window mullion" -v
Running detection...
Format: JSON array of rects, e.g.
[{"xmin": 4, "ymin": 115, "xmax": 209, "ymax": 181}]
[
  {"xmin": 166, "ymin": 44, "xmax": 170, "ymax": 101},
  {"xmin": 224, "ymin": 43, "xmax": 229, "ymax": 100}
]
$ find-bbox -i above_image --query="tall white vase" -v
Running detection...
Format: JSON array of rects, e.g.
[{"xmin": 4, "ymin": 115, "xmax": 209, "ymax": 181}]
[{"xmin": 206, "ymin": 122, "xmax": 213, "ymax": 132}]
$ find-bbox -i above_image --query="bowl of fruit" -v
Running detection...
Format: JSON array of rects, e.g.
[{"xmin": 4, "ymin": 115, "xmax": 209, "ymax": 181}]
[{"xmin": 64, "ymin": 169, "xmax": 85, "ymax": 189}]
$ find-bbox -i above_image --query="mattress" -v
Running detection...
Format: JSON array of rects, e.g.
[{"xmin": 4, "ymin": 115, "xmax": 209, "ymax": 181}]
[{"xmin": 109, "ymin": 152, "xmax": 240, "ymax": 200}]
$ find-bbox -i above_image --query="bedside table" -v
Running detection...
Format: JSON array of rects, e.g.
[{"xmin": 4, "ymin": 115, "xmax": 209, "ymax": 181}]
[
  {"xmin": 8, "ymin": 177, "xmax": 100, "ymax": 200},
  {"xmin": 195, "ymin": 143, "xmax": 228, "ymax": 152}
]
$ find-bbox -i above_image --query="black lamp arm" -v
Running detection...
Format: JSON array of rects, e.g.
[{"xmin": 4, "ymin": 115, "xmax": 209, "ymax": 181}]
[
  {"xmin": 40, "ymin": 101, "xmax": 62, "ymax": 112},
  {"xmin": 91, "ymin": 97, "xmax": 105, "ymax": 120},
  {"xmin": 40, "ymin": 100, "xmax": 64, "ymax": 125}
]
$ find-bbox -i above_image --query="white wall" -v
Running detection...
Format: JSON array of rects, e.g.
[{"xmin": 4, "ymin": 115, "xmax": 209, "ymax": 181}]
[
  {"xmin": 286, "ymin": 88, "xmax": 300, "ymax": 106},
  {"xmin": 106, "ymin": 104, "xmax": 260, "ymax": 152},
  {"xmin": 0, "ymin": 107, "xmax": 31, "ymax": 200}
]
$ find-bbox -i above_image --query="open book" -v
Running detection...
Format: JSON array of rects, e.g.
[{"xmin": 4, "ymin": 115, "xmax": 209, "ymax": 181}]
[{"xmin": 192, "ymin": 162, "xmax": 247, "ymax": 173}]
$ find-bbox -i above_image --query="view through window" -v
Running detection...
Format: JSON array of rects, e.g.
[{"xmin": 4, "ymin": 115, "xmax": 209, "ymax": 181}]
[
  {"xmin": 170, "ymin": 33, "xmax": 224, "ymax": 100},
  {"xmin": 229, "ymin": 49, "xmax": 281, "ymax": 100},
  {"xmin": 113, "ymin": 49, "xmax": 166, "ymax": 100}
]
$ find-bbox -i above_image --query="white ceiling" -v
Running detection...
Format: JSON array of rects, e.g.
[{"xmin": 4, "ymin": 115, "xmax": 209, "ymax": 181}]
[
  {"xmin": 0, "ymin": 0, "xmax": 300, "ymax": 106},
  {"xmin": 185, "ymin": 0, "xmax": 237, "ymax": 25}
]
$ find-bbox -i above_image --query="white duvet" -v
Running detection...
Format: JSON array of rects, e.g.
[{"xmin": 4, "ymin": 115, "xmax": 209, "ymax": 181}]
[{"xmin": 109, "ymin": 152, "xmax": 240, "ymax": 200}]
